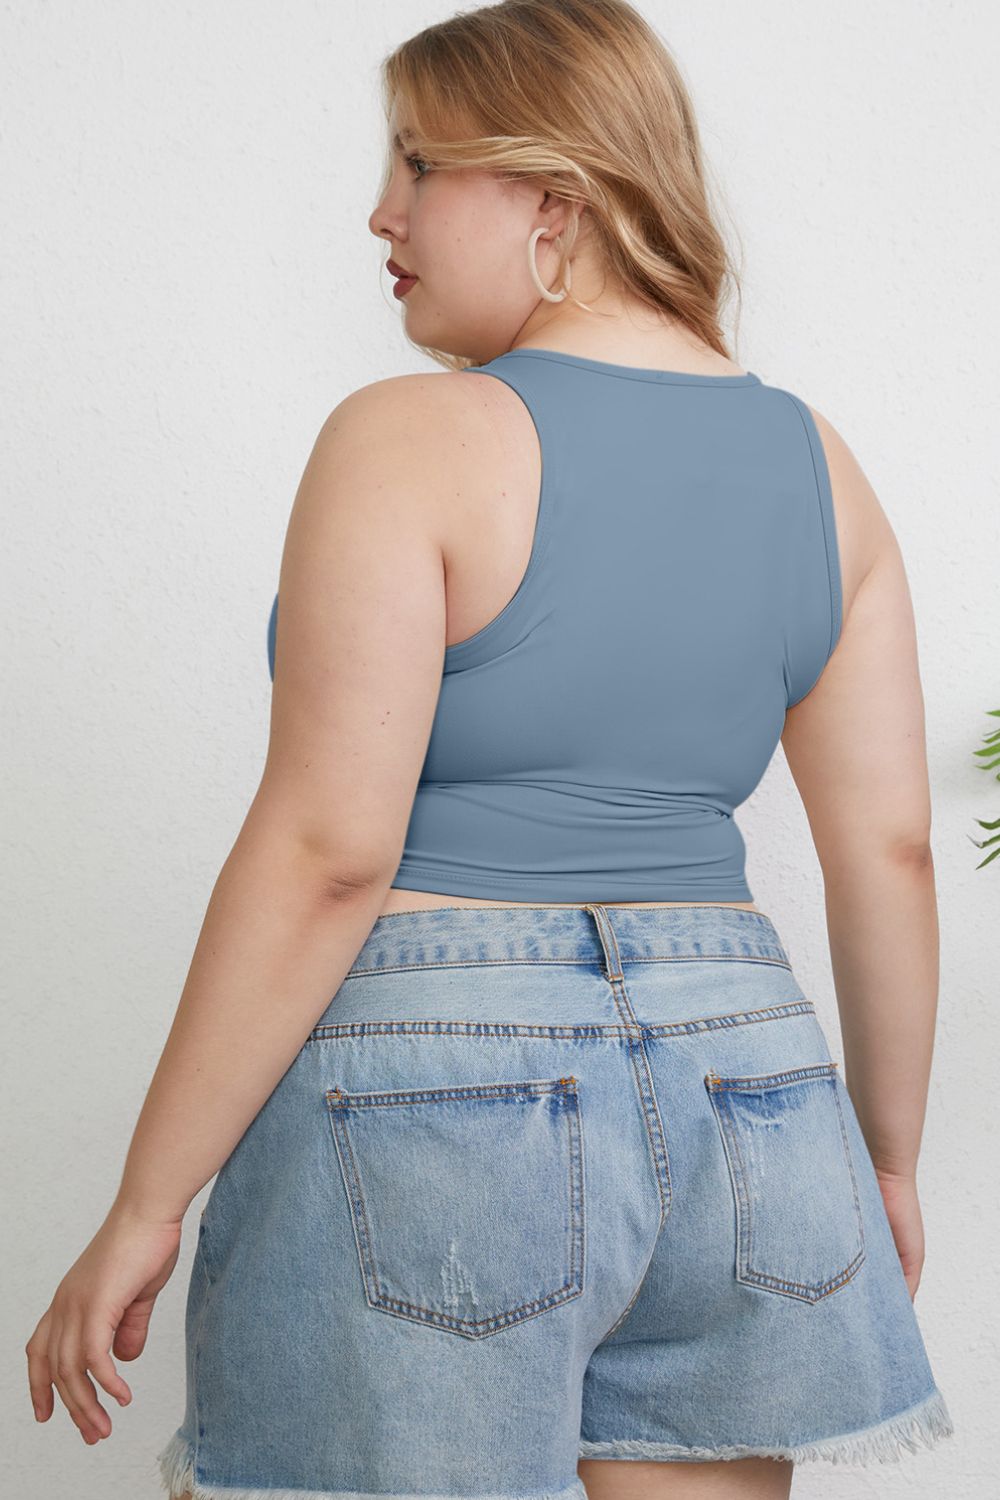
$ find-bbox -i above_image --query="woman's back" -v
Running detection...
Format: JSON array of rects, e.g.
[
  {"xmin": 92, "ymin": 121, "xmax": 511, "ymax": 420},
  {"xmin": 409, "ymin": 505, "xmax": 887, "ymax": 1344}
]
[{"xmin": 267, "ymin": 343, "xmax": 879, "ymax": 910}]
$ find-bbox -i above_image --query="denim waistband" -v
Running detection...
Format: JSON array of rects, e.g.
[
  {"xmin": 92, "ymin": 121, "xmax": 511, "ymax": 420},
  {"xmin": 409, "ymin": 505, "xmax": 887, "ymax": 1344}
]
[{"xmin": 347, "ymin": 904, "xmax": 789, "ymax": 976}]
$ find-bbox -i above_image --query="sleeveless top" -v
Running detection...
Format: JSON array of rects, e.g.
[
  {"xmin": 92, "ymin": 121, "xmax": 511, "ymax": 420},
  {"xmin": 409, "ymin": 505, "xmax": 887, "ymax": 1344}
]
[{"xmin": 266, "ymin": 348, "xmax": 842, "ymax": 902}]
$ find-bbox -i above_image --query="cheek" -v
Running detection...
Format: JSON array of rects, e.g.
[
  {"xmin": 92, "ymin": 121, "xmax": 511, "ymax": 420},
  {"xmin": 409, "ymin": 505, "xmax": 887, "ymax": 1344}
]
[
  {"xmin": 434, "ymin": 219, "xmax": 521, "ymax": 289},
  {"xmin": 414, "ymin": 186, "xmax": 518, "ymax": 280}
]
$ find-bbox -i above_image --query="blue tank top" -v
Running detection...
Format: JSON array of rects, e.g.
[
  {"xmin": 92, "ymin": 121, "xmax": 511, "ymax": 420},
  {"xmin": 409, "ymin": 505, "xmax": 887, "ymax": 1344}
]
[{"xmin": 266, "ymin": 348, "xmax": 842, "ymax": 902}]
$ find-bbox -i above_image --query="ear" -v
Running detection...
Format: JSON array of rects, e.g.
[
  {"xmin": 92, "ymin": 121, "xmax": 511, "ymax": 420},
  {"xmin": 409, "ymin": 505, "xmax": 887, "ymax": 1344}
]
[{"xmin": 539, "ymin": 191, "xmax": 584, "ymax": 241}]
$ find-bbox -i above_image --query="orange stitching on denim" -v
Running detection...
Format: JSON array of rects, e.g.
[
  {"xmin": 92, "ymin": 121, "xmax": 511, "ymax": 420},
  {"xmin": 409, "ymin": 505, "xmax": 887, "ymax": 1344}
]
[
  {"xmin": 705, "ymin": 1061, "xmax": 838, "ymax": 1091},
  {"xmin": 739, "ymin": 1251, "xmax": 866, "ymax": 1300}
]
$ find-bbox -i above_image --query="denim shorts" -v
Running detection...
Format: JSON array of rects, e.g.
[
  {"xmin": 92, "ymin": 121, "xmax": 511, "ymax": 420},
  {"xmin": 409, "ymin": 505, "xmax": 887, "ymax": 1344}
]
[{"xmin": 156, "ymin": 903, "xmax": 954, "ymax": 1498}]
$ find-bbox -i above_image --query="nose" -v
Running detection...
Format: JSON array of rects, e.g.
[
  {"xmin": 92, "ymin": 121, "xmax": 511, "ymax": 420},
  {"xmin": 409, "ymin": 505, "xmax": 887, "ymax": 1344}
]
[
  {"xmin": 368, "ymin": 185, "xmax": 405, "ymax": 245},
  {"xmin": 368, "ymin": 146, "xmax": 412, "ymax": 241}
]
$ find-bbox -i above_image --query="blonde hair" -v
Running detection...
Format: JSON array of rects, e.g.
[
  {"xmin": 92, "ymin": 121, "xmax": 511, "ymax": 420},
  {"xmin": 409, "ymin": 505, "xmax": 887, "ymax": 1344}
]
[{"xmin": 377, "ymin": 0, "xmax": 744, "ymax": 372}]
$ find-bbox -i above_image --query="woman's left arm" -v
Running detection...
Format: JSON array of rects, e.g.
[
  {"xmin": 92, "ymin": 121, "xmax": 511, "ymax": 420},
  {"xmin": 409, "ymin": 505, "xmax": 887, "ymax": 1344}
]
[{"xmin": 25, "ymin": 372, "xmax": 475, "ymax": 1446}]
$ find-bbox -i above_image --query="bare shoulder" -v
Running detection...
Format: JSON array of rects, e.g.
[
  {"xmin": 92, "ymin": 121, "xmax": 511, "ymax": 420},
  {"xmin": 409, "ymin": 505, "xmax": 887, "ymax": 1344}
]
[
  {"xmin": 330, "ymin": 367, "xmax": 477, "ymax": 413},
  {"xmin": 322, "ymin": 367, "xmax": 506, "ymax": 449},
  {"xmin": 309, "ymin": 368, "xmax": 511, "ymax": 524},
  {"xmin": 801, "ymin": 402, "xmax": 898, "ymax": 617}
]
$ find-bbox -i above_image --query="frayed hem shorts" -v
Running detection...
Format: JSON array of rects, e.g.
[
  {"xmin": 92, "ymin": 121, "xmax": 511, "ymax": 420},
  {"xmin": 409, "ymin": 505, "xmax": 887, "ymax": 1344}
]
[{"xmin": 156, "ymin": 903, "xmax": 954, "ymax": 1497}]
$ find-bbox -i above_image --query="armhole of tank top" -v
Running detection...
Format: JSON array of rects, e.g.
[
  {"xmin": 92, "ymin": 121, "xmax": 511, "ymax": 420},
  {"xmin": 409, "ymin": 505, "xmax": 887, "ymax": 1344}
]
[
  {"xmin": 779, "ymin": 389, "xmax": 844, "ymax": 706},
  {"xmin": 441, "ymin": 363, "xmax": 557, "ymax": 673},
  {"xmin": 267, "ymin": 589, "xmax": 278, "ymax": 683}
]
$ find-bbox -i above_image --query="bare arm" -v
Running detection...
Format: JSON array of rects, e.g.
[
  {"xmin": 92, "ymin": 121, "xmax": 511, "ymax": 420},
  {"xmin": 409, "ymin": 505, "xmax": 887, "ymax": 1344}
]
[
  {"xmin": 24, "ymin": 374, "xmax": 488, "ymax": 1446},
  {"xmin": 781, "ymin": 410, "xmax": 938, "ymax": 1182},
  {"xmin": 113, "ymin": 373, "xmax": 471, "ymax": 1223}
]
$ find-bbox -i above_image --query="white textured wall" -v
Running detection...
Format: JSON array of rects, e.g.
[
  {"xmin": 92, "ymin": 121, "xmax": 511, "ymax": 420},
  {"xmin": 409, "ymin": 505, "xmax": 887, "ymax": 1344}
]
[{"xmin": 3, "ymin": 2, "xmax": 995, "ymax": 1495}]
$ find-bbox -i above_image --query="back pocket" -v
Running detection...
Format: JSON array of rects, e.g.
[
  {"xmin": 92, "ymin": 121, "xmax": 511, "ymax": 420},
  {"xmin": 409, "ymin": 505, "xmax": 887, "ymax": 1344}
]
[
  {"xmin": 705, "ymin": 1061, "xmax": 865, "ymax": 1302},
  {"xmin": 325, "ymin": 1075, "xmax": 585, "ymax": 1339}
]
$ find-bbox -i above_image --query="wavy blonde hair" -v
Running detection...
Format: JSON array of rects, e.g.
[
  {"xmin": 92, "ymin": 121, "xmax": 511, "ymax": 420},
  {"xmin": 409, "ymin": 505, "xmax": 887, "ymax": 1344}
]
[{"xmin": 377, "ymin": 0, "xmax": 744, "ymax": 372}]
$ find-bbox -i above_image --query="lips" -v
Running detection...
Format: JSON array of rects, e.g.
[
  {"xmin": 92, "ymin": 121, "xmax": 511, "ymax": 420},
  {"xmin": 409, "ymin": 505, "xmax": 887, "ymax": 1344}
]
[{"xmin": 386, "ymin": 258, "xmax": 416, "ymax": 280}]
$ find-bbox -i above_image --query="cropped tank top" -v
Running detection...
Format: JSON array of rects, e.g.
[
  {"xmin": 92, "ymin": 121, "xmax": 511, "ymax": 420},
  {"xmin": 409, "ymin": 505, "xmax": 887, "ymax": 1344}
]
[{"xmin": 266, "ymin": 348, "xmax": 842, "ymax": 902}]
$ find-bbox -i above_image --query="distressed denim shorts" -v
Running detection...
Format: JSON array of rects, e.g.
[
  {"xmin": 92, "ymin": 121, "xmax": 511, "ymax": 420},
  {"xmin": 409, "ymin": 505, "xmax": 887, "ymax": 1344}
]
[{"xmin": 156, "ymin": 903, "xmax": 954, "ymax": 1499}]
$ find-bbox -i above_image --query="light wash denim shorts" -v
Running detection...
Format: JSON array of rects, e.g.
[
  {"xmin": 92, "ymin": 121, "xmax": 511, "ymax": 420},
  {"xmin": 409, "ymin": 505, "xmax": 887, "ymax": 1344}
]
[{"xmin": 157, "ymin": 903, "xmax": 954, "ymax": 1499}]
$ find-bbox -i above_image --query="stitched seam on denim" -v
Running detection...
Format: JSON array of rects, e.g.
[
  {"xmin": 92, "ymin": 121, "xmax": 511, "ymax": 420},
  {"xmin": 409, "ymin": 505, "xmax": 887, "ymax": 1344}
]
[
  {"xmin": 707, "ymin": 1061, "xmax": 838, "ymax": 1090},
  {"xmin": 190, "ymin": 1235, "xmax": 213, "ymax": 1481},
  {"xmin": 327, "ymin": 1078, "xmax": 572, "ymax": 1107},
  {"xmin": 833, "ymin": 1076, "xmax": 867, "ymax": 1262},
  {"xmin": 641, "ymin": 953, "xmax": 791, "ymax": 969},
  {"xmin": 366, "ymin": 1284, "xmax": 585, "ymax": 1337},
  {"xmin": 309, "ymin": 1022, "xmax": 624, "ymax": 1042},
  {"xmin": 328, "ymin": 1104, "xmax": 385, "ymax": 1306},
  {"xmin": 739, "ymin": 1248, "xmax": 866, "ymax": 1299},
  {"xmin": 362, "ymin": 1282, "xmax": 582, "ymax": 1329},
  {"xmin": 713, "ymin": 1090, "xmax": 754, "ymax": 1287},
  {"xmin": 630, "ymin": 1008, "xmax": 672, "ymax": 1217},
  {"xmin": 591, "ymin": 1237, "xmax": 655, "ymax": 1344},
  {"xmin": 589, "ymin": 990, "xmax": 680, "ymax": 1341},
  {"xmin": 589, "ymin": 901, "xmax": 671, "ymax": 1222},
  {"xmin": 598, "ymin": 929, "xmax": 673, "ymax": 1222},
  {"xmin": 306, "ymin": 1002, "xmax": 816, "ymax": 1043},
  {"xmin": 568, "ymin": 1091, "xmax": 586, "ymax": 1298},
  {"xmin": 648, "ymin": 1001, "xmax": 814, "ymax": 1036},
  {"xmin": 342, "ymin": 952, "xmax": 792, "ymax": 979}
]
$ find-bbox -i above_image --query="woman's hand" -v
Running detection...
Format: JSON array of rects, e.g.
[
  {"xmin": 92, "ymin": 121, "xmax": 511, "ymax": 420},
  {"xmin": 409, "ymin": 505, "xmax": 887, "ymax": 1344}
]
[
  {"xmin": 25, "ymin": 1202, "xmax": 183, "ymax": 1444},
  {"xmin": 875, "ymin": 1167, "xmax": 925, "ymax": 1301}
]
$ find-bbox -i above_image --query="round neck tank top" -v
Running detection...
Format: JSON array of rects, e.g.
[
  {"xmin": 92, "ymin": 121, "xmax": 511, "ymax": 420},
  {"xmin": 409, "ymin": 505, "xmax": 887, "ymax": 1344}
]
[{"xmin": 266, "ymin": 348, "xmax": 842, "ymax": 903}]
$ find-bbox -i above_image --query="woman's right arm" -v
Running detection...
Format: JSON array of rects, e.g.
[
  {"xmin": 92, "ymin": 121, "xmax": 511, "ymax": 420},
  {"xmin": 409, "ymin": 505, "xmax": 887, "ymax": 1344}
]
[{"xmin": 780, "ymin": 409, "xmax": 939, "ymax": 1297}]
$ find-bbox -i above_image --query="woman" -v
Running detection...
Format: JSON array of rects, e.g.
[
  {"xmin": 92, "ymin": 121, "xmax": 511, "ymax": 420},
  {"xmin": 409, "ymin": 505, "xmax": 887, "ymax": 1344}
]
[{"xmin": 26, "ymin": 2, "xmax": 954, "ymax": 1496}]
